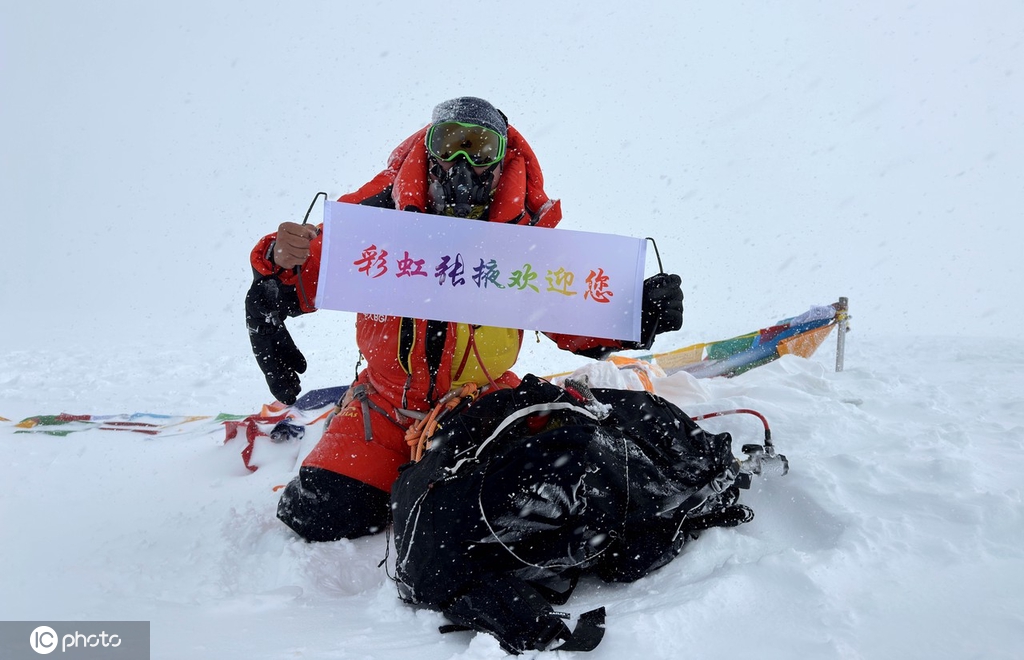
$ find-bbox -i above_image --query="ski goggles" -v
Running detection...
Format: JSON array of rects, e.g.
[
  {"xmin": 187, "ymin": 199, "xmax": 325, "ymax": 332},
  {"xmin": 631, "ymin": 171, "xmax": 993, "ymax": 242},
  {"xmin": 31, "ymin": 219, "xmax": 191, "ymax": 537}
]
[{"xmin": 426, "ymin": 121, "xmax": 507, "ymax": 167}]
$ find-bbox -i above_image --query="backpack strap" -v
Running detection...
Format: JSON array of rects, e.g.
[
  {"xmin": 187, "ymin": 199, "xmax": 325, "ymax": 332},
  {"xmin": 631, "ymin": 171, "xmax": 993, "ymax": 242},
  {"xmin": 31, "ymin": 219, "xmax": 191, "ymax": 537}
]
[
  {"xmin": 424, "ymin": 319, "xmax": 448, "ymax": 403},
  {"xmin": 396, "ymin": 318, "xmax": 450, "ymax": 409},
  {"xmin": 397, "ymin": 317, "xmax": 416, "ymax": 410},
  {"xmin": 442, "ymin": 575, "xmax": 598, "ymax": 654},
  {"xmin": 551, "ymin": 607, "xmax": 607, "ymax": 653}
]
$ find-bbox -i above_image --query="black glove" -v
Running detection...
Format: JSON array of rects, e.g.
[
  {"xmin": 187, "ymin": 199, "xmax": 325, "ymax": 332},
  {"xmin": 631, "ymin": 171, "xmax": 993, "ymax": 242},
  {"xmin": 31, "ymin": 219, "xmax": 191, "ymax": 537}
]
[
  {"xmin": 638, "ymin": 273, "xmax": 684, "ymax": 350},
  {"xmin": 245, "ymin": 275, "xmax": 307, "ymax": 405}
]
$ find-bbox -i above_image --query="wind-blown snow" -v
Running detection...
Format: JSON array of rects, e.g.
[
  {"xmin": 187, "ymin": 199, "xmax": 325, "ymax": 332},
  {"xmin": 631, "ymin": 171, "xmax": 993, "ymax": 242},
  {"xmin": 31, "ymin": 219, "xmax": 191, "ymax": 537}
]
[{"xmin": 2, "ymin": 2, "xmax": 1023, "ymax": 658}]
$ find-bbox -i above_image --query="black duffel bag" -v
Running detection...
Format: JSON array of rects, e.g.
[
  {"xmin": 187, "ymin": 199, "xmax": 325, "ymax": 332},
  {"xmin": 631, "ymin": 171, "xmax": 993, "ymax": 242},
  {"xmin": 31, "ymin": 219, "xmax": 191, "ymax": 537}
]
[{"xmin": 391, "ymin": 374, "xmax": 754, "ymax": 654}]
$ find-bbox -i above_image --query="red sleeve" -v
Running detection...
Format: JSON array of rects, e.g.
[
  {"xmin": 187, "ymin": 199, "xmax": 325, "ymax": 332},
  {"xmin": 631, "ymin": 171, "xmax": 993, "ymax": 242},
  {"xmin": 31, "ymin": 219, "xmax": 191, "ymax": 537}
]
[
  {"xmin": 544, "ymin": 331, "xmax": 628, "ymax": 358},
  {"xmin": 338, "ymin": 169, "xmax": 399, "ymax": 205},
  {"xmin": 249, "ymin": 229, "xmax": 323, "ymax": 314},
  {"xmin": 250, "ymin": 232, "xmax": 279, "ymax": 277}
]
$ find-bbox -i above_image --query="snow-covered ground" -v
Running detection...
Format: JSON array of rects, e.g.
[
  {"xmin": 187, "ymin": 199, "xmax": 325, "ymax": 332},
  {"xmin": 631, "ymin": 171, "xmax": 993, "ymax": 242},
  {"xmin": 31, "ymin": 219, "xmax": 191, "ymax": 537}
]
[
  {"xmin": 3, "ymin": 337, "xmax": 1024, "ymax": 659},
  {"xmin": 2, "ymin": 1, "xmax": 1023, "ymax": 658}
]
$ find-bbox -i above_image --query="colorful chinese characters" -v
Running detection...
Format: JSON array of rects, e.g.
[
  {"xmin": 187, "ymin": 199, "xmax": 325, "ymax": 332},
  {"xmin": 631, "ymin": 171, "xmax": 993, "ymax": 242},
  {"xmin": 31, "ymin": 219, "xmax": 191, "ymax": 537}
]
[{"xmin": 353, "ymin": 247, "xmax": 614, "ymax": 303}]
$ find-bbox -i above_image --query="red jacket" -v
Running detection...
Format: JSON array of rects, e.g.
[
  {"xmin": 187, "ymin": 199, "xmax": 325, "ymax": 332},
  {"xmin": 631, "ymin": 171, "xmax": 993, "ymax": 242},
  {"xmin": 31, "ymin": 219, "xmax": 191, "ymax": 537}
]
[{"xmin": 251, "ymin": 126, "xmax": 626, "ymax": 410}]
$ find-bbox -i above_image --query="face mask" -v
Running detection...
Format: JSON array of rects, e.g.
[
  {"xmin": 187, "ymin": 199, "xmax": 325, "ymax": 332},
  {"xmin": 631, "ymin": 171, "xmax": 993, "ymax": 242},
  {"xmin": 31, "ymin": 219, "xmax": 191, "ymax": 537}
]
[{"xmin": 428, "ymin": 156, "xmax": 500, "ymax": 219}]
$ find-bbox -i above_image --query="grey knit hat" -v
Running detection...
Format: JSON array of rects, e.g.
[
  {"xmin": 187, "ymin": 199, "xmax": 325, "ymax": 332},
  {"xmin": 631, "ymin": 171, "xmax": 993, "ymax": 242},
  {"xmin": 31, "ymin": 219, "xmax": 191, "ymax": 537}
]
[{"xmin": 431, "ymin": 97, "xmax": 508, "ymax": 138}]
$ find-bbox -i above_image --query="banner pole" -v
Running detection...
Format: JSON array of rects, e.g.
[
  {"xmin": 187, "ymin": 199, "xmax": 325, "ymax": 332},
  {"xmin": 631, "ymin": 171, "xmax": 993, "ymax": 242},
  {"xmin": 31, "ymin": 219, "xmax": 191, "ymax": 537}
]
[{"xmin": 835, "ymin": 297, "xmax": 849, "ymax": 372}]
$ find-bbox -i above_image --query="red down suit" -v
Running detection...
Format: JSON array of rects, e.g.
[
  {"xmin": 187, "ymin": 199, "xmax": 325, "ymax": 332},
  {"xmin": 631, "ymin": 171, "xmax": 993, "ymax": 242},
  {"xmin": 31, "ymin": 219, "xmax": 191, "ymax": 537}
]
[{"xmin": 251, "ymin": 126, "xmax": 630, "ymax": 541}]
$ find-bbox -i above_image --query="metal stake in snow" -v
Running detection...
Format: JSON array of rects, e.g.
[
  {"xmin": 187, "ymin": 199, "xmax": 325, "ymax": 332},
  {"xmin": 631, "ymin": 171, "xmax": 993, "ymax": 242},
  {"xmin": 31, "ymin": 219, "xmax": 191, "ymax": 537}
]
[{"xmin": 835, "ymin": 297, "xmax": 849, "ymax": 372}]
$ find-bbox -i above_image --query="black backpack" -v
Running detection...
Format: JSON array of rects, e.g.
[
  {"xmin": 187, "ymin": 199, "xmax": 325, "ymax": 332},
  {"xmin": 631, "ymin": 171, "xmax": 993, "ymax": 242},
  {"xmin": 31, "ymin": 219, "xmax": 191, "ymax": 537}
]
[{"xmin": 390, "ymin": 375, "xmax": 759, "ymax": 654}]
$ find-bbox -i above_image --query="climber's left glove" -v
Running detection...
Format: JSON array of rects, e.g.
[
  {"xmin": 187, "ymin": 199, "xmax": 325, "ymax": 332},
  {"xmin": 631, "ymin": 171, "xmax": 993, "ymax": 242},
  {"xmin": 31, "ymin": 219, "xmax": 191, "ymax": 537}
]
[{"xmin": 637, "ymin": 273, "xmax": 684, "ymax": 350}]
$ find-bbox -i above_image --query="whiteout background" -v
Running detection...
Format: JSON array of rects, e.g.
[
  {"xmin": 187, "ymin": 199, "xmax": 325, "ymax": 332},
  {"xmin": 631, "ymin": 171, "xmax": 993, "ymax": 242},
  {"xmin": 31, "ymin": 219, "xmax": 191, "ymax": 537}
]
[{"xmin": 2, "ymin": 2, "xmax": 1022, "ymax": 658}]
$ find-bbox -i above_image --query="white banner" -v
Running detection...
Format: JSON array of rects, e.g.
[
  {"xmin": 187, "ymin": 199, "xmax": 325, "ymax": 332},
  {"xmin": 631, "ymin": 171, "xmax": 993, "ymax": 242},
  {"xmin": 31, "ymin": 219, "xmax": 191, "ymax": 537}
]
[{"xmin": 316, "ymin": 202, "xmax": 647, "ymax": 341}]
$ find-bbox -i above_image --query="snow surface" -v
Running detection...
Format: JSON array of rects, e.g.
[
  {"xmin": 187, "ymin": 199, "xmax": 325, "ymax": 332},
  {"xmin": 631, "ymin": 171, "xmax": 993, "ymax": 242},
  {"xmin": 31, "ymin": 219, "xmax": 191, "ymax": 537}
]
[{"xmin": 2, "ymin": 2, "xmax": 1024, "ymax": 658}]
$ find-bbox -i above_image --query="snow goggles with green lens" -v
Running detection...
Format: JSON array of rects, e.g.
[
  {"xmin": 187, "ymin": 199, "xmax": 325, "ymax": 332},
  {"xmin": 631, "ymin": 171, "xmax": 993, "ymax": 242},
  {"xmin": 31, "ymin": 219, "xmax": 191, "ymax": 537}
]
[{"xmin": 426, "ymin": 121, "xmax": 507, "ymax": 167}]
